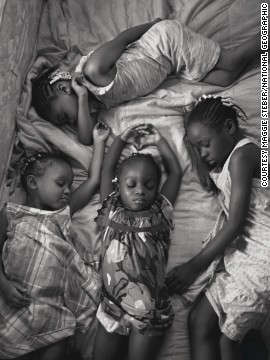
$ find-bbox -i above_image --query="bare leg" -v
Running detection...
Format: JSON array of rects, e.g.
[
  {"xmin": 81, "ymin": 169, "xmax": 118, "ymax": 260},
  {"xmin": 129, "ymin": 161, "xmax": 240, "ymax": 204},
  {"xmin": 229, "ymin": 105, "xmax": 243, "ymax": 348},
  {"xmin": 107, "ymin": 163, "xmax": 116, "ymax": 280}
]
[
  {"xmin": 242, "ymin": 330, "xmax": 267, "ymax": 360},
  {"xmin": 128, "ymin": 330, "xmax": 164, "ymax": 360},
  {"xmin": 215, "ymin": 32, "xmax": 260, "ymax": 72},
  {"xmin": 203, "ymin": 32, "xmax": 260, "ymax": 86},
  {"xmin": 93, "ymin": 322, "xmax": 128, "ymax": 360},
  {"xmin": 220, "ymin": 334, "xmax": 242, "ymax": 360},
  {"xmin": 15, "ymin": 353, "xmax": 36, "ymax": 360},
  {"xmin": 37, "ymin": 338, "xmax": 69, "ymax": 360},
  {"xmin": 202, "ymin": 68, "xmax": 245, "ymax": 87},
  {"xmin": 188, "ymin": 295, "xmax": 221, "ymax": 360}
]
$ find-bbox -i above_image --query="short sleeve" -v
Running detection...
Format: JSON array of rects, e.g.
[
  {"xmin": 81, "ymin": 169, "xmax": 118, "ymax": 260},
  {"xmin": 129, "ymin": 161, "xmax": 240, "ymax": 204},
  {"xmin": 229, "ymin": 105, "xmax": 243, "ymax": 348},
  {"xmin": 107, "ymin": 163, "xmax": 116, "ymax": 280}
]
[{"xmin": 94, "ymin": 192, "xmax": 119, "ymax": 229}]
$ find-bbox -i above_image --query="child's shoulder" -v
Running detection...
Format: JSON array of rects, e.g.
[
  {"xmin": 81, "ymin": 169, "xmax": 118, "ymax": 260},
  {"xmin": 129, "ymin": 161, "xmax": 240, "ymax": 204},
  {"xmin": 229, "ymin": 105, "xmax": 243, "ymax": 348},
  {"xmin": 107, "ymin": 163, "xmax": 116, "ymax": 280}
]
[
  {"xmin": 228, "ymin": 139, "xmax": 260, "ymax": 179},
  {"xmin": 230, "ymin": 140, "xmax": 260, "ymax": 165}
]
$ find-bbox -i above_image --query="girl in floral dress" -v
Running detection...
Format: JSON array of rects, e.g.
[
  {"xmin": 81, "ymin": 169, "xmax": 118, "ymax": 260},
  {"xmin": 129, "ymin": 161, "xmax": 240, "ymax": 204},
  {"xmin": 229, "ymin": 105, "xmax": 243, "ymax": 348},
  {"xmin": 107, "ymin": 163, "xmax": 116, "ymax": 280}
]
[{"xmin": 93, "ymin": 123, "xmax": 182, "ymax": 360}]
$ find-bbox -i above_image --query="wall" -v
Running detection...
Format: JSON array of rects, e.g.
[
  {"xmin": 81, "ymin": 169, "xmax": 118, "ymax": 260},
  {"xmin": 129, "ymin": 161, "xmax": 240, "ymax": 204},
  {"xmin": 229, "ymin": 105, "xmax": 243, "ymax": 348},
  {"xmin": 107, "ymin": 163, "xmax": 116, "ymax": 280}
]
[{"xmin": 0, "ymin": 0, "xmax": 45, "ymax": 206}]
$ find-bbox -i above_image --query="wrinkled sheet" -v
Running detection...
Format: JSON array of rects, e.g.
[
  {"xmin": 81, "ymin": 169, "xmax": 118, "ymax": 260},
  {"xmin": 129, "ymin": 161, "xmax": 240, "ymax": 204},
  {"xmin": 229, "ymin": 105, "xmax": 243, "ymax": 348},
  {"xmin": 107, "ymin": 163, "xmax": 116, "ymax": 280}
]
[{"xmin": 14, "ymin": 0, "xmax": 264, "ymax": 359}]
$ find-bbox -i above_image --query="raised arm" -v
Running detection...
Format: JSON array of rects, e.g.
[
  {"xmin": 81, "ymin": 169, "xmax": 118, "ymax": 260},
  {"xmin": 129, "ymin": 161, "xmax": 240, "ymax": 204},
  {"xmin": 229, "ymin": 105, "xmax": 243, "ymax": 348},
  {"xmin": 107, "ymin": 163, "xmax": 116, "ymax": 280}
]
[
  {"xmin": 134, "ymin": 124, "xmax": 182, "ymax": 205},
  {"xmin": 167, "ymin": 146, "xmax": 257, "ymax": 294},
  {"xmin": 84, "ymin": 18, "xmax": 161, "ymax": 87},
  {"xmin": 157, "ymin": 137, "xmax": 182, "ymax": 205},
  {"xmin": 69, "ymin": 121, "xmax": 110, "ymax": 215},
  {"xmin": 100, "ymin": 124, "xmax": 141, "ymax": 202},
  {"xmin": 72, "ymin": 77, "xmax": 97, "ymax": 145}
]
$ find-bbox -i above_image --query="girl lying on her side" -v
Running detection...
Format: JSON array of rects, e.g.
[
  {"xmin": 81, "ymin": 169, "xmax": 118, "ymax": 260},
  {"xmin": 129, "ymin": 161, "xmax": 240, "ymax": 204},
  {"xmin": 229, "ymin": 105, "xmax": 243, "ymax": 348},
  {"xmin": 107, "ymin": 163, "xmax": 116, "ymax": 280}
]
[
  {"xmin": 0, "ymin": 122, "xmax": 110, "ymax": 360},
  {"xmin": 32, "ymin": 18, "xmax": 260, "ymax": 145},
  {"xmin": 167, "ymin": 95, "xmax": 270, "ymax": 360}
]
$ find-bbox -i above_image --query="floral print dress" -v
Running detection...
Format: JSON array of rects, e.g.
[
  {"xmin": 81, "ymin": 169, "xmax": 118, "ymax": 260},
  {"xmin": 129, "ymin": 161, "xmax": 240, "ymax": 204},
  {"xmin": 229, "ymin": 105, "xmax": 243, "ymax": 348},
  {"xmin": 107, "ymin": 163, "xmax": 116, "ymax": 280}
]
[{"xmin": 95, "ymin": 192, "xmax": 175, "ymax": 336}]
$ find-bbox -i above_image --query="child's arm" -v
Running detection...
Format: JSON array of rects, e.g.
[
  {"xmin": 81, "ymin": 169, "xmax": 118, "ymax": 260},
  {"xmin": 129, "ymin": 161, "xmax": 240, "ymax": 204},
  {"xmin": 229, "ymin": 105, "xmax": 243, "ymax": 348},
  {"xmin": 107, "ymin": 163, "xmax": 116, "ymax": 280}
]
[
  {"xmin": 100, "ymin": 124, "xmax": 142, "ymax": 202},
  {"xmin": 71, "ymin": 77, "xmax": 97, "ymax": 145},
  {"xmin": 0, "ymin": 208, "xmax": 31, "ymax": 308},
  {"xmin": 137, "ymin": 124, "xmax": 182, "ymax": 205},
  {"xmin": 84, "ymin": 18, "xmax": 161, "ymax": 87},
  {"xmin": 69, "ymin": 121, "xmax": 110, "ymax": 215},
  {"xmin": 167, "ymin": 146, "xmax": 257, "ymax": 294}
]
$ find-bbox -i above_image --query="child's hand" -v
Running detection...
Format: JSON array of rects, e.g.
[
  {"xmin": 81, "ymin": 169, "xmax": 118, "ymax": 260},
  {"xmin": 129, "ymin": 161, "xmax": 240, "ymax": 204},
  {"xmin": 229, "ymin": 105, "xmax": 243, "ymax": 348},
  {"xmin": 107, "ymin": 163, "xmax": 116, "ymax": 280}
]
[
  {"xmin": 71, "ymin": 74, "xmax": 88, "ymax": 98},
  {"xmin": 93, "ymin": 121, "xmax": 111, "ymax": 143},
  {"xmin": 120, "ymin": 124, "xmax": 143, "ymax": 145},
  {"xmin": 195, "ymin": 152, "xmax": 219, "ymax": 196},
  {"xmin": 2, "ymin": 279, "xmax": 31, "ymax": 308},
  {"xmin": 167, "ymin": 262, "xmax": 199, "ymax": 295},
  {"xmin": 134, "ymin": 123, "xmax": 163, "ymax": 149}
]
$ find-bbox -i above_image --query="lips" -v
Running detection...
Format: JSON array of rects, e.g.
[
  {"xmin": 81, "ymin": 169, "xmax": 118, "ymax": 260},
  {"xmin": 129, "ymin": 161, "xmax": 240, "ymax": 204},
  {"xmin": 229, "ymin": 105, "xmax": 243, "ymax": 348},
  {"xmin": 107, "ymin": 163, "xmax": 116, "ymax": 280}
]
[{"xmin": 134, "ymin": 198, "xmax": 145, "ymax": 203}]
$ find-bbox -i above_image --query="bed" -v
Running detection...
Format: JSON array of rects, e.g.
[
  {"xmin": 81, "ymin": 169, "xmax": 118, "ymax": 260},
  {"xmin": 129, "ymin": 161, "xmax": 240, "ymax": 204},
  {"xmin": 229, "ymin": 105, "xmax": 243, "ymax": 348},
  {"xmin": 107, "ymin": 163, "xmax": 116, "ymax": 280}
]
[{"xmin": 0, "ymin": 0, "xmax": 267, "ymax": 359}]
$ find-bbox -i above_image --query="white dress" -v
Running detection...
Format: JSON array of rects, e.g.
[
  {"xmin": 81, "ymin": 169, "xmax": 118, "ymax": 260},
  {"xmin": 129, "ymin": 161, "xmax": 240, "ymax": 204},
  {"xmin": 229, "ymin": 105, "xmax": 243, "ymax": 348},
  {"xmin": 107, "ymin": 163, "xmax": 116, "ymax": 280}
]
[{"xmin": 183, "ymin": 138, "xmax": 270, "ymax": 341}]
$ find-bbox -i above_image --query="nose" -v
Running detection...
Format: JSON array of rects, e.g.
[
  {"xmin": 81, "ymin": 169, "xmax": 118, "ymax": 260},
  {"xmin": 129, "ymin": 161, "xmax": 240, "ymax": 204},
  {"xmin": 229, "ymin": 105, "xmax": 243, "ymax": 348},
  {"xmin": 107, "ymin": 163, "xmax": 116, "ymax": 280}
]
[
  {"xmin": 200, "ymin": 148, "xmax": 208, "ymax": 159},
  {"xmin": 64, "ymin": 186, "xmax": 71, "ymax": 196},
  {"xmin": 135, "ymin": 184, "xmax": 145, "ymax": 195}
]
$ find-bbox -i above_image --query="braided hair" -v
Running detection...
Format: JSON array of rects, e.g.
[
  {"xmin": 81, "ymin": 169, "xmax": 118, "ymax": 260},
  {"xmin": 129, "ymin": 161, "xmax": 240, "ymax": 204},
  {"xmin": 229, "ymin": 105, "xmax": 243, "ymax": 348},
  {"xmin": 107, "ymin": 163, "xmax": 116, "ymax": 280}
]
[
  {"xmin": 116, "ymin": 153, "xmax": 162, "ymax": 185},
  {"xmin": 31, "ymin": 66, "xmax": 65, "ymax": 120},
  {"xmin": 20, "ymin": 152, "xmax": 71, "ymax": 191},
  {"xmin": 187, "ymin": 96, "xmax": 246, "ymax": 131}
]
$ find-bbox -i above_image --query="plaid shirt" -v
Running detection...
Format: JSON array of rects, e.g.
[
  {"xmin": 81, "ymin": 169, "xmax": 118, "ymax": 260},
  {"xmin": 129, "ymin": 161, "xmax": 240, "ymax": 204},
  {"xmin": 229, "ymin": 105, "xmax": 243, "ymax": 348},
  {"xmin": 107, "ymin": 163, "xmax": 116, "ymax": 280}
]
[{"xmin": 0, "ymin": 203, "xmax": 101, "ymax": 358}]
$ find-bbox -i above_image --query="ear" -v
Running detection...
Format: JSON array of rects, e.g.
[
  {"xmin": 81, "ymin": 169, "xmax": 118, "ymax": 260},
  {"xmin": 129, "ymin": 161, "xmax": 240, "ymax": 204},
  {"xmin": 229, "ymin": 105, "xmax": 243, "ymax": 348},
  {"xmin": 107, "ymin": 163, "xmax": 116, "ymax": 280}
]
[
  {"xmin": 27, "ymin": 175, "xmax": 38, "ymax": 190},
  {"xmin": 56, "ymin": 82, "xmax": 72, "ymax": 95},
  {"xmin": 224, "ymin": 119, "xmax": 236, "ymax": 135}
]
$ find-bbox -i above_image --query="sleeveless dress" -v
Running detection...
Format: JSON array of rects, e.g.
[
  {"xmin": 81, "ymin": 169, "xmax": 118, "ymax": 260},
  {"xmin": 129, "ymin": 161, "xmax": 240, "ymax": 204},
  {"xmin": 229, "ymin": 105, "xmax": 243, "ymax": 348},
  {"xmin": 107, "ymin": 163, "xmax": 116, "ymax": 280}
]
[
  {"xmin": 76, "ymin": 20, "xmax": 220, "ymax": 109},
  {"xmin": 0, "ymin": 203, "xmax": 101, "ymax": 359},
  {"xmin": 95, "ymin": 192, "xmax": 175, "ymax": 336},
  {"xmin": 182, "ymin": 138, "xmax": 270, "ymax": 341}
]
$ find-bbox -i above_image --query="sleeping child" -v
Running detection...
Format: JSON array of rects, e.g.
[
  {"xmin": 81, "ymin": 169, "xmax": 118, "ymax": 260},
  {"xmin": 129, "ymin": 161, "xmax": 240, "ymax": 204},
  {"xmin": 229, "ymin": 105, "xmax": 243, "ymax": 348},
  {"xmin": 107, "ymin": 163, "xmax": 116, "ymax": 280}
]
[
  {"xmin": 167, "ymin": 95, "xmax": 270, "ymax": 360},
  {"xmin": 31, "ymin": 18, "xmax": 260, "ymax": 146},
  {"xmin": 0, "ymin": 122, "xmax": 110, "ymax": 359}
]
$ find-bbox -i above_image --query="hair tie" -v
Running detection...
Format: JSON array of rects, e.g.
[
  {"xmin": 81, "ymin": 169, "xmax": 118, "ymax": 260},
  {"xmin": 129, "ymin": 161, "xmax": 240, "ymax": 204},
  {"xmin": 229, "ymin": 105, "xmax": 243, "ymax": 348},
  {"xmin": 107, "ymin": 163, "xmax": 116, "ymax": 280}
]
[
  {"xmin": 21, "ymin": 152, "xmax": 43, "ymax": 175},
  {"xmin": 48, "ymin": 69, "xmax": 72, "ymax": 85},
  {"xmin": 198, "ymin": 94, "xmax": 235, "ymax": 107}
]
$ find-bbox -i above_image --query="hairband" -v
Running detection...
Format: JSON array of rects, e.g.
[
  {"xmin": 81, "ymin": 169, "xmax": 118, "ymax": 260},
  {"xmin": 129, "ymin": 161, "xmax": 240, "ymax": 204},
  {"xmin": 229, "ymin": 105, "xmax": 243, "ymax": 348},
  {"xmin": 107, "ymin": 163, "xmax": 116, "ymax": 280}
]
[
  {"xmin": 21, "ymin": 153, "xmax": 43, "ymax": 175},
  {"xmin": 198, "ymin": 94, "xmax": 234, "ymax": 107},
  {"xmin": 48, "ymin": 68, "xmax": 72, "ymax": 85}
]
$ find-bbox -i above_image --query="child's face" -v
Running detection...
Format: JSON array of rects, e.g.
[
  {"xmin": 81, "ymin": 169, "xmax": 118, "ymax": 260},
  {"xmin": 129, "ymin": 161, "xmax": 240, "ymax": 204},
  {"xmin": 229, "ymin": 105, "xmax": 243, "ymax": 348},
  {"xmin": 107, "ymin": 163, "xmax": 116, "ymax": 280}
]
[
  {"xmin": 187, "ymin": 122, "xmax": 234, "ymax": 167},
  {"xmin": 49, "ymin": 92, "xmax": 78, "ymax": 126},
  {"xmin": 35, "ymin": 162, "xmax": 74, "ymax": 210},
  {"xmin": 118, "ymin": 160, "xmax": 159, "ymax": 211}
]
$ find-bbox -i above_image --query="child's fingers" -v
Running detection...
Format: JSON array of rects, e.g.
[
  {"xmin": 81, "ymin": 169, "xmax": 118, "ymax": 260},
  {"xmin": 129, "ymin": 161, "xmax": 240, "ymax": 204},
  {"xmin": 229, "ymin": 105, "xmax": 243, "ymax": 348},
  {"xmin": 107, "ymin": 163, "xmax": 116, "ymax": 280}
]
[
  {"xmin": 16, "ymin": 293, "xmax": 31, "ymax": 305},
  {"xmin": 97, "ymin": 121, "xmax": 111, "ymax": 132},
  {"xmin": 71, "ymin": 78, "xmax": 80, "ymax": 90},
  {"xmin": 15, "ymin": 283, "xmax": 30, "ymax": 296},
  {"xmin": 12, "ymin": 289, "xmax": 31, "ymax": 307},
  {"xmin": 15, "ymin": 283, "xmax": 30, "ymax": 300}
]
